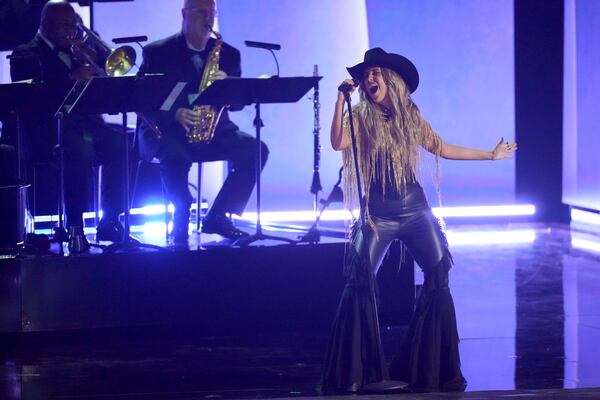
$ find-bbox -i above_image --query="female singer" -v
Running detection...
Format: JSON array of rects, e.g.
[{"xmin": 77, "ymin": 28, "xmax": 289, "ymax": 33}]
[{"xmin": 322, "ymin": 47, "xmax": 516, "ymax": 393}]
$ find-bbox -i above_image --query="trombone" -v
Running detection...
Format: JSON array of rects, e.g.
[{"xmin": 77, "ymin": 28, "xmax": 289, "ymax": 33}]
[
  {"xmin": 68, "ymin": 19, "xmax": 163, "ymax": 138},
  {"xmin": 69, "ymin": 18, "xmax": 136, "ymax": 77}
]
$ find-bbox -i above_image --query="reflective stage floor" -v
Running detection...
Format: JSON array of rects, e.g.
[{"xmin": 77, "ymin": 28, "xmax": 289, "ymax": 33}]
[{"xmin": 1, "ymin": 222, "xmax": 600, "ymax": 399}]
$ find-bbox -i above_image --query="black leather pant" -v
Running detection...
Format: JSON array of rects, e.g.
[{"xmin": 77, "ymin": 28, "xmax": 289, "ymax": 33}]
[
  {"xmin": 321, "ymin": 182, "xmax": 465, "ymax": 392},
  {"xmin": 323, "ymin": 182, "xmax": 464, "ymax": 392},
  {"xmin": 367, "ymin": 183, "xmax": 464, "ymax": 391},
  {"xmin": 363, "ymin": 183, "xmax": 449, "ymax": 281}
]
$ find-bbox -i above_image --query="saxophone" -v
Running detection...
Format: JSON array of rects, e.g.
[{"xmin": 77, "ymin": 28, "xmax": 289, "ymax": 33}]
[{"xmin": 187, "ymin": 26, "xmax": 226, "ymax": 143}]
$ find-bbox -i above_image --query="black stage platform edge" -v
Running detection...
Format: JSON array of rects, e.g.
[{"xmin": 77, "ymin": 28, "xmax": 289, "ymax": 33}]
[
  {"xmin": 0, "ymin": 324, "xmax": 331, "ymax": 359},
  {"xmin": 282, "ymin": 387, "xmax": 600, "ymax": 400},
  {"xmin": 0, "ymin": 241, "xmax": 414, "ymax": 335}
]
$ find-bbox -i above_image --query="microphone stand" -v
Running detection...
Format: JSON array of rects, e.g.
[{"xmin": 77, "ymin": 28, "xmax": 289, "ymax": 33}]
[
  {"xmin": 345, "ymin": 87, "xmax": 385, "ymax": 390},
  {"xmin": 344, "ymin": 84, "xmax": 384, "ymax": 356},
  {"xmin": 52, "ymin": 110, "xmax": 69, "ymax": 253},
  {"xmin": 342, "ymin": 86, "xmax": 407, "ymax": 392}
]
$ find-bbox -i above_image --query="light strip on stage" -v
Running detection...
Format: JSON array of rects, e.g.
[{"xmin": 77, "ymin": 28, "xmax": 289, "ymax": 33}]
[
  {"xmin": 435, "ymin": 205, "xmax": 535, "ymax": 218},
  {"xmin": 32, "ymin": 225, "xmax": 537, "ymax": 246},
  {"xmin": 140, "ymin": 222, "xmax": 172, "ymax": 236},
  {"xmin": 235, "ymin": 209, "xmax": 354, "ymax": 222},
  {"xmin": 571, "ymin": 237, "xmax": 600, "ymax": 253},
  {"xmin": 445, "ymin": 229, "xmax": 537, "ymax": 246},
  {"xmin": 33, "ymin": 202, "xmax": 208, "ymax": 223},
  {"xmin": 34, "ymin": 210, "xmax": 102, "ymax": 223},
  {"xmin": 233, "ymin": 205, "xmax": 536, "ymax": 223},
  {"xmin": 33, "ymin": 204, "xmax": 535, "ymax": 224},
  {"xmin": 130, "ymin": 204, "xmax": 173, "ymax": 216},
  {"xmin": 571, "ymin": 208, "xmax": 600, "ymax": 226}
]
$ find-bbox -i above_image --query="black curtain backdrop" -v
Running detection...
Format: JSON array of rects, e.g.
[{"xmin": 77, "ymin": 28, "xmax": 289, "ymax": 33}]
[
  {"xmin": 0, "ymin": 1, "xmax": 135, "ymax": 51},
  {"xmin": 0, "ymin": 0, "xmax": 48, "ymax": 51},
  {"xmin": 515, "ymin": 0, "xmax": 569, "ymax": 223}
]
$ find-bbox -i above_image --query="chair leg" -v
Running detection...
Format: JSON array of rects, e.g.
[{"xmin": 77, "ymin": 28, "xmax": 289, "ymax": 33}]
[
  {"xmin": 92, "ymin": 166, "xmax": 100, "ymax": 229},
  {"xmin": 160, "ymin": 175, "xmax": 170, "ymax": 241},
  {"xmin": 32, "ymin": 164, "xmax": 37, "ymax": 227},
  {"xmin": 196, "ymin": 162, "xmax": 202, "ymax": 233},
  {"xmin": 228, "ymin": 161, "xmax": 233, "ymax": 222},
  {"xmin": 130, "ymin": 160, "xmax": 143, "ymax": 212}
]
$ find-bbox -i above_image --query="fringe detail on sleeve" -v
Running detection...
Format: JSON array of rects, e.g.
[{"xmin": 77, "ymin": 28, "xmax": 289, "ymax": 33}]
[{"xmin": 421, "ymin": 120, "xmax": 447, "ymax": 230}]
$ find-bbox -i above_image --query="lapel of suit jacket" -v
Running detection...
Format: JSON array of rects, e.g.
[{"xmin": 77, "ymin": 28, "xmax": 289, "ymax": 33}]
[
  {"xmin": 173, "ymin": 32, "xmax": 201, "ymax": 83},
  {"xmin": 34, "ymin": 34, "xmax": 74, "ymax": 78}
]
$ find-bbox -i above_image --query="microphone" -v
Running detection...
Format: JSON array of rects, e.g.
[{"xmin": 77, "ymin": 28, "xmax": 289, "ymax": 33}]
[
  {"xmin": 113, "ymin": 35, "xmax": 148, "ymax": 44},
  {"xmin": 244, "ymin": 40, "xmax": 281, "ymax": 51},
  {"xmin": 338, "ymin": 79, "xmax": 359, "ymax": 92}
]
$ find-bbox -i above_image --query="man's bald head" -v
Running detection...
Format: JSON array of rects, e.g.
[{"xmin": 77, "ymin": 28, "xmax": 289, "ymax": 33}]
[
  {"xmin": 181, "ymin": 0, "xmax": 216, "ymax": 46},
  {"xmin": 183, "ymin": 0, "xmax": 216, "ymax": 9},
  {"xmin": 40, "ymin": 1, "xmax": 77, "ymax": 48}
]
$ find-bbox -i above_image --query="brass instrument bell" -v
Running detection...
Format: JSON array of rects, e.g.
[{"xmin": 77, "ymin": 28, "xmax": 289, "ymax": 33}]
[
  {"xmin": 73, "ymin": 19, "xmax": 136, "ymax": 77},
  {"xmin": 105, "ymin": 45, "xmax": 136, "ymax": 77}
]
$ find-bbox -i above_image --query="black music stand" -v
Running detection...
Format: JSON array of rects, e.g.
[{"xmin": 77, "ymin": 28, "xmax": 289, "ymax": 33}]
[
  {"xmin": 0, "ymin": 81, "xmax": 73, "ymax": 177},
  {"xmin": 195, "ymin": 76, "xmax": 320, "ymax": 246},
  {"xmin": 1, "ymin": 81, "xmax": 74, "ymax": 249},
  {"xmin": 59, "ymin": 74, "xmax": 178, "ymax": 253},
  {"xmin": 0, "ymin": 81, "xmax": 44, "ymax": 181}
]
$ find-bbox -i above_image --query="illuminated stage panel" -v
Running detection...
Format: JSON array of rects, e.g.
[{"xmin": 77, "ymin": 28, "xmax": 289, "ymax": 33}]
[
  {"xmin": 563, "ymin": 0, "xmax": 600, "ymax": 211},
  {"xmin": 365, "ymin": 0, "xmax": 515, "ymax": 206},
  {"xmin": 216, "ymin": 0, "xmax": 370, "ymax": 212}
]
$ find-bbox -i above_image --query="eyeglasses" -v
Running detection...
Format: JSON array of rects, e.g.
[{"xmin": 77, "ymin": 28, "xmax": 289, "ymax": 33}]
[{"xmin": 183, "ymin": 8, "xmax": 218, "ymax": 17}]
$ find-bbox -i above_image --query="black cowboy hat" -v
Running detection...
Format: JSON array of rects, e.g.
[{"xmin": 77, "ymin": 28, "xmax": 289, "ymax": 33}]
[{"xmin": 347, "ymin": 47, "xmax": 419, "ymax": 93}]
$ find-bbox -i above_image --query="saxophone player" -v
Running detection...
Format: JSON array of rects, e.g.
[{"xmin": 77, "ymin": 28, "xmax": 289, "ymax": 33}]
[{"xmin": 139, "ymin": 0, "xmax": 268, "ymax": 243}]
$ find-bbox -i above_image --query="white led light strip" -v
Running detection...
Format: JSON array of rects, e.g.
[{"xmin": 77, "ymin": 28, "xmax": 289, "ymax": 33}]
[
  {"xmin": 445, "ymin": 229, "xmax": 536, "ymax": 246},
  {"xmin": 571, "ymin": 209, "xmax": 600, "ymax": 226},
  {"xmin": 33, "ymin": 204, "xmax": 535, "ymax": 224},
  {"xmin": 234, "ymin": 205, "xmax": 536, "ymax": 223},
  {"xmin": 571, "ymin": 238, "xmax": 600, "ymax": 253}
]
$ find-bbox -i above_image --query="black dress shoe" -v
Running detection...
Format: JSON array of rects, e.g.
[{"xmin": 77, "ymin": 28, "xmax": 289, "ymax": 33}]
[
  {"xmin": 201, "ymin": 215, "xmax": 249, "ymax": 239},
  {"xmin": 359, "ymin": 380, "xmax": 408, "ymax": 393},
  {"xmin": 96, "ymin": 219, "xmax": 124, "ymax": 242},
  {"xmin": 68, "ymin": 226, "xmax": 90, "ymax": 254}
]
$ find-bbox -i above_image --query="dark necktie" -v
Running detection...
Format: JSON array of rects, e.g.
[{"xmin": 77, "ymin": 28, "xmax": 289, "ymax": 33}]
[
  {"xmin": 54, "ymin": 45, "xmax": 70, "ymax": 53},
  {"xmin": 54, "ymin": 46, "xmax": 73, "ymax": 69},
  {"xmin": 188, "ymin": 49, "xmax": 205, "ymax": 72}
]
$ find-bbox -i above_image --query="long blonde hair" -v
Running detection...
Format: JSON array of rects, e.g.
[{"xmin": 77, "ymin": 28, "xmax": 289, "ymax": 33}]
[{"xmin": 342, "ymin": 68, "xmax": 442, "ymax": 227}]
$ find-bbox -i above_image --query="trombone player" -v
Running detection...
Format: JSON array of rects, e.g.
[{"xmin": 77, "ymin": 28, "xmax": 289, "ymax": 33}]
[{"xmin": 7, "ymin": 1, "xmax": 125, "ymax": 249}]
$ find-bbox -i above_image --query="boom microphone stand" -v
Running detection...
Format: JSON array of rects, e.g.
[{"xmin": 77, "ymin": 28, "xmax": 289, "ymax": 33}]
[
  {"xmin": 299, "ymin": 167, "xmax": 344, "ymax": 244},
  {"xmin": 193, "ymin": 77, "xmax": 318, "ymax": 247}
]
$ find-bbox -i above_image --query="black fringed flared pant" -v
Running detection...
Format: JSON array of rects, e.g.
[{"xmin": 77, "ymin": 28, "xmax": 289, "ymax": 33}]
[{"xmin": 322, "ymin": 183, "xmax": 467, "ymax": 392}]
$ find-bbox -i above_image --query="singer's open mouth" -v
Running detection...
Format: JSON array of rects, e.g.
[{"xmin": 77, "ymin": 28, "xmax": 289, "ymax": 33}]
[{"xmin": 369, "ymin": 85, "xmax": 378, "ymax": 95}]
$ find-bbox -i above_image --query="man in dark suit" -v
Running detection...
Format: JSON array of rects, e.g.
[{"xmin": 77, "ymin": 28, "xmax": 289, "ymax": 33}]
[
  {"xmin": 139, "ymin": 0, "xmax": 268, "ymax": 242},
  {"xmin": 8, "ymin": 1, "xmax": 124, "ymax": 245}
]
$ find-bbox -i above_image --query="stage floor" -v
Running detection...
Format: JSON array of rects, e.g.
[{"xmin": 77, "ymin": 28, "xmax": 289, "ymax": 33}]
[{"xmin": 1, "ymin": 222, "xmax": 600, "ymax": 399}]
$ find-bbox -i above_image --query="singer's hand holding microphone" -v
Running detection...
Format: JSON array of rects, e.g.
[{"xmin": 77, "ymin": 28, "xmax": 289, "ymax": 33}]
[{"xmin": 337, "ymin": 78, "xmax": 358, "ymax": 101}]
